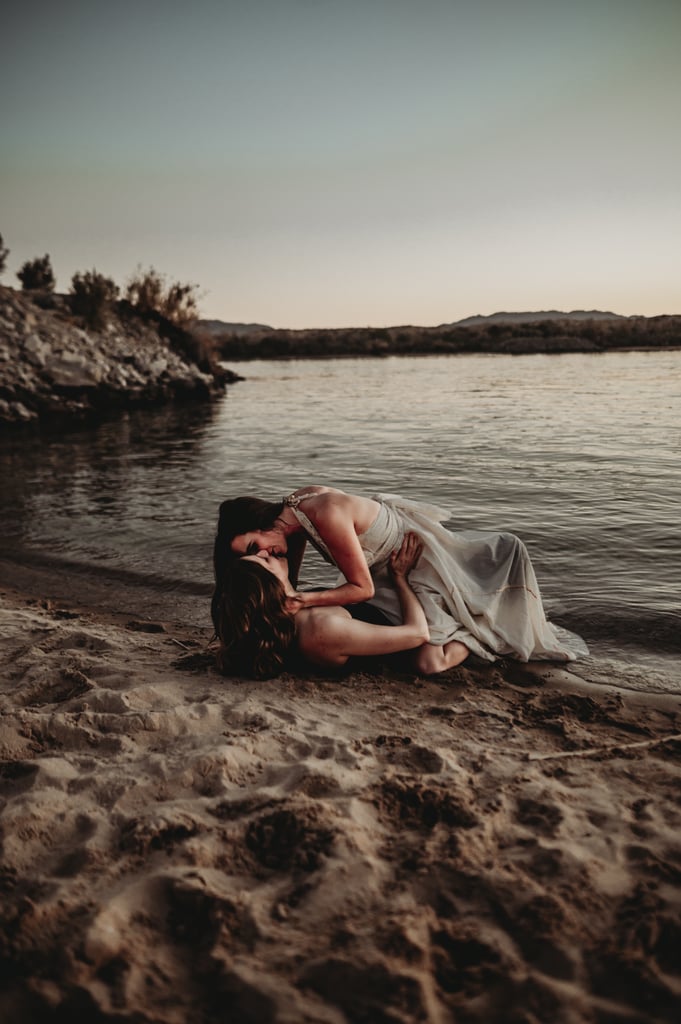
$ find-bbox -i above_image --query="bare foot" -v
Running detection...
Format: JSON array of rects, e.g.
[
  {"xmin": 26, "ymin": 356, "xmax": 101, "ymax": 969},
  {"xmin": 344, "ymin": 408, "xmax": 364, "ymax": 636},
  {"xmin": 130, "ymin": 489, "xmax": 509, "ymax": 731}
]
[{"xmin": 414, "ymin": 641, "xmax": 469, "ymax": 675}]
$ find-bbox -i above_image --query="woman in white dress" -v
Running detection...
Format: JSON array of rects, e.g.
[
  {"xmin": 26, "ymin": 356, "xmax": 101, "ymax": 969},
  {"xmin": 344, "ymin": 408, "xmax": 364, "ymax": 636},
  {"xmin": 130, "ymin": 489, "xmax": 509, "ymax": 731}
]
[{"xmin": 213, "ymin": 485, "xmax": 588, "ymax": 674}]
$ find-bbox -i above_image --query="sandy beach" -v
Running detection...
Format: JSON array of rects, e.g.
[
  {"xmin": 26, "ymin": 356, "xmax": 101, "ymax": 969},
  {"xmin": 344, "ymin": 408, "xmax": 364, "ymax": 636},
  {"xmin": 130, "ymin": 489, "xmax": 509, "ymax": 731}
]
[{"xmin": 1, "ymin": 584, "xmax": 680, "ymax": 1024}]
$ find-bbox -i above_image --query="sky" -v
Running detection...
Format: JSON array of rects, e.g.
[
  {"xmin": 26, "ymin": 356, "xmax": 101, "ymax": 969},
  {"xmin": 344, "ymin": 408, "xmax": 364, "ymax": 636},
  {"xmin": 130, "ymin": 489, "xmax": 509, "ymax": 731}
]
[{"xmin": 1, "ymin": 0, "xmax": 680, "ymax": 328}]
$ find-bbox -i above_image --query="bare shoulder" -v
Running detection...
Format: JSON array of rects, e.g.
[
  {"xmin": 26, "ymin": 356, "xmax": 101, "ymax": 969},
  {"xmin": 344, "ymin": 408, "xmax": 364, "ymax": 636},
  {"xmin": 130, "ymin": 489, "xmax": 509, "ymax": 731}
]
[
  {"xmin": 296, "ymin": 606, "xmax": 352, "ymax": 665},
  {"xmin": 311, "ymin": 489, "xmax": 352, "ymax": 513},
  {"xmin": 290, "ymin": 488, "xmax": 351, "ymax": 524},
  {"xmin": 304, "ymin": 605, "xmax": 351, "ymax": 628},
  {"xmin": 308, "ymin": 490, "xmax": 379, "ymax": 534},
  {"xmin": 297, "ymin": 606, "xmax": 350, "ymax": 641},
  {"xmin": 292, "ymin": 487, "xmax": 378, "ymax": 537}
]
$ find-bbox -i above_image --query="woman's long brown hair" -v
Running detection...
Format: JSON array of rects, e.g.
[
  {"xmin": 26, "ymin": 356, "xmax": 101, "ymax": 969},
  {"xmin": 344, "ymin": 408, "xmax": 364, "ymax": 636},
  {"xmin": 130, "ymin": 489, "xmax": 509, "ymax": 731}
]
[
  {"xmin": 212, "ymin": 496, "xmax": 285, "ymax": 633},
  {"xmin": 212, "ymin": 558, "xmax": 295, "ymax": 679}
]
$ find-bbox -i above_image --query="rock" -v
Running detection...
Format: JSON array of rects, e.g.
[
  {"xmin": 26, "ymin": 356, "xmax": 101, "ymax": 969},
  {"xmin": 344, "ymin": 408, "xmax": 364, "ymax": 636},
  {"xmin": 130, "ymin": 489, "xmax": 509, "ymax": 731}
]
[
  {"xmin": 147, "ymin": 356, "xmax": 169, "ymax": 376},
  {"xmin": 0, "ymin": 285, "xmax": 236, "ymax": 428},
  {"xmin": 23, "ymin": 333, "xmax": 49, "ymax": 367},
  {"xmin": 44, "ymin": 350, "xmax": 106, "ymax": 387},
  {"xmin": 0, "ymin": 398, "xmax": 37, "ymax": 423}
]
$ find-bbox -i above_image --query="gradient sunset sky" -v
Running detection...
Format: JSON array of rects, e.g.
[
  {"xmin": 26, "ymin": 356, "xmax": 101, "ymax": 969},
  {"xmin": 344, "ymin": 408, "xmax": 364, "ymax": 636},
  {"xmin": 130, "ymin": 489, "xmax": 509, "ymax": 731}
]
[{"xmin": 2, "ymin": 0, "xmax": 679, "ymax": 328}]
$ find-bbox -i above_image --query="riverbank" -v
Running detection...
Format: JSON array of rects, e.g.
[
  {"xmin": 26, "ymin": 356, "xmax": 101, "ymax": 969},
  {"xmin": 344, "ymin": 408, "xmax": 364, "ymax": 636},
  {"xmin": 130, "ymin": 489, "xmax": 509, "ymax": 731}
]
[
  {"xmin": 1, "ymin": 582, "xmax": 679, "ymax": 1023},
  {"xmin": 0, "ymin": 287, "xmax": 240, "ymax": 427}
]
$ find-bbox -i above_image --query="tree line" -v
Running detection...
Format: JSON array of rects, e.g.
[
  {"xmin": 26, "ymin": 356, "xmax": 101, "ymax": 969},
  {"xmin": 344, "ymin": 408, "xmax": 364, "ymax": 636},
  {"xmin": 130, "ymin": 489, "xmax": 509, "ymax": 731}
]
[{"xmin": 212, "ymin": 314, "xmax": 681, "ymax": 359}]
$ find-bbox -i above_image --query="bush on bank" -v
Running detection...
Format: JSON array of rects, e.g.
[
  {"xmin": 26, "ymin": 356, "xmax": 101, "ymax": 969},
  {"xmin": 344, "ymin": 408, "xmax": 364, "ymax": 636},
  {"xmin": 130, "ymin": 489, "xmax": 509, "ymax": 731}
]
[
  {"xmin": 17, "ymin": 254, "xmax": 56, "ymax": 292},
  {"xmin": 125, "ymin": 267, "xmax": 199, "ymax": 328},
  {"xmin": 70, "ymin": 271, "xmax": 120, "ymax": 330},
  {"xmin": 0, "ymin": 233, "xmax": 9, "ymax": 275}
]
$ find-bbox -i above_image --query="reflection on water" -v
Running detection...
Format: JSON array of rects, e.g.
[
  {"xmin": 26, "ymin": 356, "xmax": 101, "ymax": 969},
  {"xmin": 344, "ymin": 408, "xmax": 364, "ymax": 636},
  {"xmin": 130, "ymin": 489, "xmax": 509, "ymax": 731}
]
[
  {"xmin": 1, "ymin": 351, "xmax": 680, "ymax": 682},
  {"xmin": 0, "ymin": 402, "xmax": 218, "ymax": 568}
]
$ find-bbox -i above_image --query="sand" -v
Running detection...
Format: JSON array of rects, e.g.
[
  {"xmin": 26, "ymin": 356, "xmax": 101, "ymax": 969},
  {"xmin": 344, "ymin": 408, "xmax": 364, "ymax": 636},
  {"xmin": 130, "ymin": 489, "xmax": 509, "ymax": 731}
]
[{"xmin": 1, "ymin": 586, "xmax": 680, "ymax": 1024}]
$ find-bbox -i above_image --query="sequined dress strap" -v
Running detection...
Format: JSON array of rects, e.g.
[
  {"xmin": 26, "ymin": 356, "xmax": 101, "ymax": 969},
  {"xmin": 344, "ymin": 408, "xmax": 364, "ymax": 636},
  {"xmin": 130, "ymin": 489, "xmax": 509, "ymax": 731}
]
[{"xmin": 283, "ymin": 493, "xmax": 336, "ymax": 565}]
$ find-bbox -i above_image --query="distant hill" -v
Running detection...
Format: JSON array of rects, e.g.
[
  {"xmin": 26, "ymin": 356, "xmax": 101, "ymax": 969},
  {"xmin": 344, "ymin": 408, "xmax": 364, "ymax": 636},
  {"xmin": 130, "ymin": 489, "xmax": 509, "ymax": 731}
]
[
  {"xmin": 198, "ymin": 319, "xmax": 273, "ymax": 337},
  {"xmin": 201, "ymin": 311, "xmax": 626, "ymax": 336},
  {"xmin": 451, "ymin": 310, "xmax": 625, "ymax": 328}
]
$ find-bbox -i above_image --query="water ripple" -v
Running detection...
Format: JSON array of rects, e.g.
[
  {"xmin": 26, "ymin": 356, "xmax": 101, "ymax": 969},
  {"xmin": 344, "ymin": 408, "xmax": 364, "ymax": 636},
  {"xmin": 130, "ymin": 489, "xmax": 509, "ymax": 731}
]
[{"xmin": 1, "ymin": 350, "xmax": 679, "ymax": 684}]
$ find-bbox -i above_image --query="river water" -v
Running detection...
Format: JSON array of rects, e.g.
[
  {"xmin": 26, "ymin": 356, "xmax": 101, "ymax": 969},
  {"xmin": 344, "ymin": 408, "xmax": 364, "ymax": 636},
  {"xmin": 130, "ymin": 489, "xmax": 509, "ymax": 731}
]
[{"xmin": 1, "ymin": 351, "xmax": 679, "ymax": 692}]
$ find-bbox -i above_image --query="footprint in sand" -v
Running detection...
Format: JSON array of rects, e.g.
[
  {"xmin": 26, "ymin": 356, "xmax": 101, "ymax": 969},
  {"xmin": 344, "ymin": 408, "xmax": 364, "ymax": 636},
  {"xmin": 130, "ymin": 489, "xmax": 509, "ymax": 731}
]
[
  {"xmin": 244, "ymin": 804, "xmax": 336, "ymax": 873},
  {"xmin": 50, "ymin": 813, "xmax": 100, "ymax": 877},
  {"xmin": 280, "ymin": 734, "xmax": 359, "ymax": 769},
  {"xmin": 515, "ymin": 796, "xmax": 563, "ymax": 837},
  {"xmin": 0, "ymin": 760, "xmax": 39, "ymax": 797},
  {"xmin": 52, "ymin": 845, "xmax": 100, "ymax": 877},
  {"xmin": 263, "ymin": 704, "xmax": 297, "ymax": 725},
  {"xmin": 78, "ymin": 690, "xmax": 131, "ymax": 714},
  {"xmin": 301, "ymin": 955, "xmax": 428, "ymax": 1023},
  {"xmin": 630, "ymin": 798, "xmax": 652, "ymax": 821},
  {"xmin": 164, "ymin": 872, "xmax": 258, "ymax": 952},
  {"xmin": 396, "ymin": 744, "xmax": 444, "ymax": 774},
  {"xmin": 527, "ymin": 847, "xmax": 564, "ymax": 879},
  {"xmin": 19, "ymin": 667, "xmax": 94, "ymax": 707},
  {"xmin": 86, "ymin": 666, "xmax": 136, "ymax": 691},
  {"xmin": 505, "ymin": 894, "xmax": 576, "ymax": 982},
  {"xmin": 430, "ymin": 926, "xmax": 507, "ymax": 997},
  {"xmin": 625, "ymin": 844, "xmax": 681, "ymax": 884},
  {"xmin": 372, "ymin": 735, "xmax": 444, "ymax": 774},
  {"xmin": 40, "ymin": 629, "xmax": 115, "ymax": 654},
  {"xmin": 119, "ymin": 811, "xmax": 201, "ymax": 856},
  {"xmin": 378, "ymin": 778, "xmax": 479, "ymax": 832},
  {"xmin": 265, "ymin": 762, "xmax": 343, "ymax": 799},
  {"xmin": 618, "ymin": 895, "xmax": 681, "ymax": 978}
]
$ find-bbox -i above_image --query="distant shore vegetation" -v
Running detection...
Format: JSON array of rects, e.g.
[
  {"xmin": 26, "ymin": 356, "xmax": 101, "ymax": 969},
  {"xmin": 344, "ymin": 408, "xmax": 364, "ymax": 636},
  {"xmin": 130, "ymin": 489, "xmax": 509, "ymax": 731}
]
[{"xmin": 205, "ymin": 315, "xmax": 681, "ymax": 360}]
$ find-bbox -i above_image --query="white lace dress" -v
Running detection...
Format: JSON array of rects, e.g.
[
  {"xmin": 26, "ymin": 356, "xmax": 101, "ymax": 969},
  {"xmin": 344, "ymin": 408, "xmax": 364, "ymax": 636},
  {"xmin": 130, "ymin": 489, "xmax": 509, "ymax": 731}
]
[{"xmin": 284, "ymin": 492, "xmax": 588, "ymax": 663}]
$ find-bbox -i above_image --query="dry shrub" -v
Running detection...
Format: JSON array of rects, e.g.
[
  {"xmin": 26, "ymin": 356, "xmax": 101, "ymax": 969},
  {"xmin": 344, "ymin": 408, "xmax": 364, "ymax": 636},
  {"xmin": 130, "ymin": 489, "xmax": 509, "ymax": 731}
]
[
  {"xmin": 70, "ymin": 270, "xmax": 119, "ymax": 329},
  {"xmin": 17, "ymin": 254, "xmax": 55, "ymax": 291}
]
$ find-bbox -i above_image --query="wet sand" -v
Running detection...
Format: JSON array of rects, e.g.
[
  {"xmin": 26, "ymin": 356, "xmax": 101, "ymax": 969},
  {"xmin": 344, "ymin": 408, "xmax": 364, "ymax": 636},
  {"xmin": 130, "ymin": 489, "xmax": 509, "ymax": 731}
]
[{"xmin": 1, "ymin": 585, "xmax": 680, "ymax": 1024}]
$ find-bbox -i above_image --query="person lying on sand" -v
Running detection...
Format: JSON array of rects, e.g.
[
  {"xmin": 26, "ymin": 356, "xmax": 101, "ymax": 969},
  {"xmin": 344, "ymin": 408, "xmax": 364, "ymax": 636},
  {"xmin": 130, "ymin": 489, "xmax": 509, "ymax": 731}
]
[
  {"xmin": 213, "ymin": 486, "xmax": 588, "ymax": 672},
  {"xmin": 212, "ymin": 533, "xmax": 440, "ymax": 679}
]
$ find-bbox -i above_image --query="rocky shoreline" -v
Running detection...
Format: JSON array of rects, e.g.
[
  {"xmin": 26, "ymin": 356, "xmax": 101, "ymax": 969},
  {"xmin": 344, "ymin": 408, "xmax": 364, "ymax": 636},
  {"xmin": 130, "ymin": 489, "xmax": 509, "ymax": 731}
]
[{"xmin": 0, "ymin": 287, "xmax": 241, "ymax": 427}]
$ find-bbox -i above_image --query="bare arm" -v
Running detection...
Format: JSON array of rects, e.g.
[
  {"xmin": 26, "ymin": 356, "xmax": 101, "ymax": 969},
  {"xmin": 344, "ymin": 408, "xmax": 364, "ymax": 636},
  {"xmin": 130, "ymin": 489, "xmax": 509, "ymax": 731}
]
[
  {"xmin": 385, "ymin": 533, "xmax": 429, "ymax": 642},
  {"xmin": 296, "ymin": 495, "xmax": 376, "ymax": 607},
  {"xmin": 298, "ymin": 534, "xmax": 429, "ymax": 665},
  {"xmin": 285, "ymin": 533, "xmax": 307, "ymax": 588}
]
